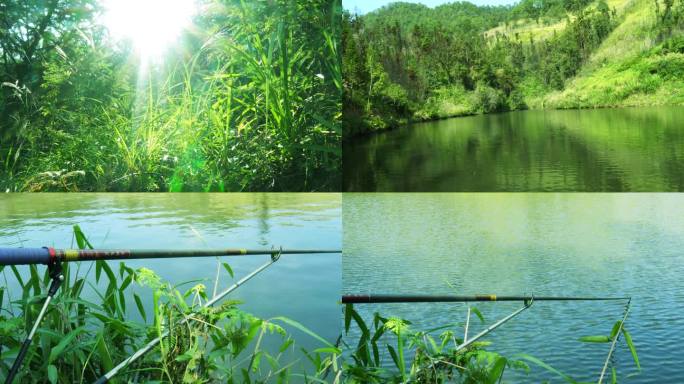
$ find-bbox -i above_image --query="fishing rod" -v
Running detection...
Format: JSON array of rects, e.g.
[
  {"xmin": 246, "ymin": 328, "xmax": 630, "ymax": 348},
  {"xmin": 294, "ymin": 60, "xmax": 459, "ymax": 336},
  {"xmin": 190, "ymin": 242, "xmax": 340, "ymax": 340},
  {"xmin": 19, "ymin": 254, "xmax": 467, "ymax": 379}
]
[
  {"xmin": 341, "ymin": 294, "xmax": 630, "ymax": 303},
  {"xmin": 456, "ymin": 298, "xmax": 533, "ymax": 351},
  {"xmin": 2, "ymin": 247, "xmax": 340, "ymax": 384},
  {"xmin": 0, "ymin": 247, "xmax": 340, "ymax": 266}
]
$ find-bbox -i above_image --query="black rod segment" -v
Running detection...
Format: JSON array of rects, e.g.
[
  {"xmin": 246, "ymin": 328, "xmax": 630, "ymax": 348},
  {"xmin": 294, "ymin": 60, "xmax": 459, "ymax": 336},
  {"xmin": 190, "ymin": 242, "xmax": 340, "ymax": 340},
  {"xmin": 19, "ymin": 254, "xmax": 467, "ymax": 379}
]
[
  {"xmin": 0, "ymin": 248, "xmax": 341, "ymax": 266},
  {"xmin": 342, "ymin": 294, "xmax": 630, "ymax": 304}
]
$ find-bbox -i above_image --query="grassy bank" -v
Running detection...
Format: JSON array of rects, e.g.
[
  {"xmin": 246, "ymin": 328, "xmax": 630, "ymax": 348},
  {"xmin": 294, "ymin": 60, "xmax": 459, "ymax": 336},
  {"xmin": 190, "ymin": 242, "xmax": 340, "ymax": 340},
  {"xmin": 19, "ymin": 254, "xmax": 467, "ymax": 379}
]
[{"xmin": 539, "ymin": 0, "xmax": 684, "ymax": 108}]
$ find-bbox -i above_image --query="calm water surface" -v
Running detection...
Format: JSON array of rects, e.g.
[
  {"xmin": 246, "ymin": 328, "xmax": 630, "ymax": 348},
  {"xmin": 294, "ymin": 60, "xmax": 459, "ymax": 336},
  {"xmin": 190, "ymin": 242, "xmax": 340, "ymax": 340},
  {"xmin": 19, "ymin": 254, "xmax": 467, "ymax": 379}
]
[
  {"xmin": 0, "ymin": 193, "xmax": 341, "ymax": 373},
  {"xmin": 343, "ymin": 193, "xmax": 684, "ymax": 382},
  {"xmin": 344, "ymin": 107, "xmax": 684, "ymax": 191}
]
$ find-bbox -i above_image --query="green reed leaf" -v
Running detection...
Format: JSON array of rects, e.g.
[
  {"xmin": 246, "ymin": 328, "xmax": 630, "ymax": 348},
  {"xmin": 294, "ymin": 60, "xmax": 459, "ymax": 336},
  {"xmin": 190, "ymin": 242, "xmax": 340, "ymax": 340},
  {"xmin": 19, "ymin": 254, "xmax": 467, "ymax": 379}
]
[
  {"xmin": 49, "ymin": 326, "xmax": 87, "ymax": 363},
  {"xmin": 134, "ymin": 293, "xmax": 146, "ymax": 322},
  {"xmin": 622, "ymin": 328, "xmax": 640, "ymax": 370},
  {"xmin": 579, "ymin": 335, "xmax": 611, "ymax": 343}
]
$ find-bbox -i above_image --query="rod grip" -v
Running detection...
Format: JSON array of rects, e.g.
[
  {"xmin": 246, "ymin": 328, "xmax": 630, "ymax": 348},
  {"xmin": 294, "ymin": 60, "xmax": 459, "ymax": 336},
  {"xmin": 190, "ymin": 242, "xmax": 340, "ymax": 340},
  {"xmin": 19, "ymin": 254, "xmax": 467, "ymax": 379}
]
[
  {"xmin": 6, "ymin": 337, "xmax": 32, "ymax": 383},
  {"xmin": 341, "ymin": 295, "xmax": 370, "ymax": 303},
  {"xmin": 0, "ymin": 248, "xmax": 50, "ymax": 266}
]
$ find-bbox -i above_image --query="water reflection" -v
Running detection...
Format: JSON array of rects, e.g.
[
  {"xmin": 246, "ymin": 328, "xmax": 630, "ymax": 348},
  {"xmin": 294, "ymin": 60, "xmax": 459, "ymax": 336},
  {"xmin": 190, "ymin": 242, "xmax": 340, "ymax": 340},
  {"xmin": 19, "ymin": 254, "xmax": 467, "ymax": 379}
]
[{"xmin": 344, "ymin": 107, "xmax": 684, "ymax": 191}]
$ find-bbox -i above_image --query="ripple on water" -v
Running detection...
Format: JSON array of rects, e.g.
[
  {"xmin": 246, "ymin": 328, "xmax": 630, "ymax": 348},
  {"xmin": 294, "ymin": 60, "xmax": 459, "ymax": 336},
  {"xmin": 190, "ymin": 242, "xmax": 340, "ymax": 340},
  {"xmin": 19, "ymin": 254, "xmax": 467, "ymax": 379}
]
[{"xmin": 344, "ymin": 106, "xmax": 684, "ymax": 191}]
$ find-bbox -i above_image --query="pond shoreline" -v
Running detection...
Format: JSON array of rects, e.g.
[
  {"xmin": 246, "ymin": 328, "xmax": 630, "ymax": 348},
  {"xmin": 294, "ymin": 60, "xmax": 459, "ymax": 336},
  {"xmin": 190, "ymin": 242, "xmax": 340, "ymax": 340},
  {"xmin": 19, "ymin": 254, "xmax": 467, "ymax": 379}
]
[{"xmin": 345, "ymin": 102, "xmax": 684, "ymax": 141}]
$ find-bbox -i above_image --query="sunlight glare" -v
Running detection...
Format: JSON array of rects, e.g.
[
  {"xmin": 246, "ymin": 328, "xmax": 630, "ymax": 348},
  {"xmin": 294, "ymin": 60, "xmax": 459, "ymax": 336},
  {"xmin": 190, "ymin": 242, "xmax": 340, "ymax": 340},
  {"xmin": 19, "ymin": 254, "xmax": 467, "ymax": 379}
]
[{"xmin": 101, "ymin": 0, "xmax": 196, "ymax": 61}]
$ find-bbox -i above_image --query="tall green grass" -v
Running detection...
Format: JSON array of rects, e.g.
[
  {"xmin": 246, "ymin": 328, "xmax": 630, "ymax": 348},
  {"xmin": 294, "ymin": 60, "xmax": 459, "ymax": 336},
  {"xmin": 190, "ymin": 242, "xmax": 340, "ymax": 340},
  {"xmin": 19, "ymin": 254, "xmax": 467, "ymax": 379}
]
[{"xmin": 0, "ymin": 0, "xmax": 341, "ymax": 192}]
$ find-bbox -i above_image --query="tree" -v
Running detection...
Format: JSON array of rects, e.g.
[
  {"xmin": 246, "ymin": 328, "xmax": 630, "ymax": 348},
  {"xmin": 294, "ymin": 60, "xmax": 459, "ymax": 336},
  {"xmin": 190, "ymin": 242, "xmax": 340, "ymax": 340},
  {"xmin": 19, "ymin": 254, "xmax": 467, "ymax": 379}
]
[{"xmin": 0, "ymin": 0, "xmax": 100, "ymax": 140}]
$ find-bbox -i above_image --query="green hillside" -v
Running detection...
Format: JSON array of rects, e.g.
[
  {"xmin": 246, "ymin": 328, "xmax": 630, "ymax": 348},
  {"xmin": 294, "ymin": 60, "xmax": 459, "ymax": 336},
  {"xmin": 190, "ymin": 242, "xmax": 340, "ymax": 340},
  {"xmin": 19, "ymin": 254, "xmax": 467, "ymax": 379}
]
[
  {"xmin": 541, "ymin": 0, "xmax": 684, "ymax": 108},
  {"xmin": 343, "ymin": 0, "xmax": 684, "ymax": 137}
]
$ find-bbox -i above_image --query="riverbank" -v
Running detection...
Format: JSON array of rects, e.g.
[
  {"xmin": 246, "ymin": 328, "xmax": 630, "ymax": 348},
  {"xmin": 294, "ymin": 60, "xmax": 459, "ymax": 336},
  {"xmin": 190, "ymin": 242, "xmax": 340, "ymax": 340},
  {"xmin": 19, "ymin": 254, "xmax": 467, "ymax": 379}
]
[{"xmin": 345, "ymin": 97, "xmax": 684, "ymax": 141}]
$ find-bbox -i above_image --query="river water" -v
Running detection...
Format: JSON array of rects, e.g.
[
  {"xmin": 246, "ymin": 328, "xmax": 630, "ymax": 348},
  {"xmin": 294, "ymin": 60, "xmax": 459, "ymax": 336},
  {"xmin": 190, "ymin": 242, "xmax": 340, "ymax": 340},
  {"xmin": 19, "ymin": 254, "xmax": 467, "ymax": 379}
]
[
  {"xmin": 344, "ymin": 107, "xmax": 684, "ymax": 191},
  {"xmin": 343, "ymin": 193, "xmax": 684, "ymax": 382},
  {"xmin": 0, "ymin": 193, "xmax": 341, "ymax": 376}
]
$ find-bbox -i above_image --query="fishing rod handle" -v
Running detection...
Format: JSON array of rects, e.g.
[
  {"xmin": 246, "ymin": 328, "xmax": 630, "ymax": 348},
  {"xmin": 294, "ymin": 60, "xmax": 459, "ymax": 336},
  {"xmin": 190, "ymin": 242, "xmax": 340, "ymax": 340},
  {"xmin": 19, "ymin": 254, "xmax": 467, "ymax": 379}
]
[
  {"xmin": 5, "ymin": 338, "xmax": 31, "ymax": 384},
  {"xmin": 0, "ymin": 248, "xmax": 50, "ymax": 266}
]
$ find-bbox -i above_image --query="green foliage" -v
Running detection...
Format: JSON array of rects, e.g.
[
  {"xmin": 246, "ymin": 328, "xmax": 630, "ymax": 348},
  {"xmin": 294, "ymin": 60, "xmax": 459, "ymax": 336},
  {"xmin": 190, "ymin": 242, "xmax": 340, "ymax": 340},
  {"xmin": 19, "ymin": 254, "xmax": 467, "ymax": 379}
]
[
  {"xmin": 576, "ymin": 319, "xmax": 641, "ymax": 376},
  {"xmin": 342, "ymin": 303, "xmax": 641, "ymax": 383},
  {"xmin": 414, "ymin": 85, "xmax": 479, "ymax": 120},
  {"xmin": 0, "ymin": 0, "xmax": 341, "ymax": 191},
  {"xmin": 341, "ymin": 304, "xmax": 531, "ymax": 383},
  {"xmin": 474, "ymin": 84, "xmax": 507, "ymax": 114}
]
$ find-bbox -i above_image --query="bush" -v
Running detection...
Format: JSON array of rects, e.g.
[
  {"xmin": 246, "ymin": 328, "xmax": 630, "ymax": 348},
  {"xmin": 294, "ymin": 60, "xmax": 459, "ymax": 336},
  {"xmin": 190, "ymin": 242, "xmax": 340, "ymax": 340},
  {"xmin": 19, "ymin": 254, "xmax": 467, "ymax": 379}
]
[
  {"xmin": 474, "ymin": 83, "xmax": 506, "ymax": 113},
  {"xmin": 508, "ymin": 88, "xmax": 528, "ymax": 109},
  {"xmin": 414, "ymin": 85, "xmax": 478, "ymax": 120},
  {"xmin": 646, "ymin": 53, "xmax": 684, "ymax": 80},
  {"xmin": 661, "ymin": 35, "xmax": 684, "ymax": 54}
]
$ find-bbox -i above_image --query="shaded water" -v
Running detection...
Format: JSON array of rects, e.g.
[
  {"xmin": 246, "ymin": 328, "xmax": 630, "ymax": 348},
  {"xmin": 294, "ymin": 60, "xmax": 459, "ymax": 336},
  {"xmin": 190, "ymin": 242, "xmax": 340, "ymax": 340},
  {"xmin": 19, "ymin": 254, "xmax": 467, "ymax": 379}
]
[
  {"xmin": 344, "ymin": 107, "xmax": 684, "ymax": 191},
  {"xmin": 0, "ymin": 193, "xmax": 341, "ymax": 373},
  {"xmin": 343, "ymin": 193, "xmax": 684, "ymax": 382}
]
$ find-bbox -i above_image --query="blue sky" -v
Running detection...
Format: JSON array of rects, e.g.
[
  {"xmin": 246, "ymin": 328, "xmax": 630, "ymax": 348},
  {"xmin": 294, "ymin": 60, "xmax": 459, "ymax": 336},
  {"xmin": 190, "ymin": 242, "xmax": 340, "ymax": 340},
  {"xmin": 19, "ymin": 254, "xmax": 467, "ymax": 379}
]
[{"xmin": 343, "ymin": 0, "xmax": 517, "ymax": 14}]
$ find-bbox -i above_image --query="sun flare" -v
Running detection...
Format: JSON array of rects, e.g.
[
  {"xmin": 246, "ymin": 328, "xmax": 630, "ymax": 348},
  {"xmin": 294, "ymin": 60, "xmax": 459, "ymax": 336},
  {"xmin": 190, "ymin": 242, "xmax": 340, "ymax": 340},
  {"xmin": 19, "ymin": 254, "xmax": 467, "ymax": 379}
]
[{"xmin": 101, "ymin": 0, "xmax": 197, "ymax": 61}]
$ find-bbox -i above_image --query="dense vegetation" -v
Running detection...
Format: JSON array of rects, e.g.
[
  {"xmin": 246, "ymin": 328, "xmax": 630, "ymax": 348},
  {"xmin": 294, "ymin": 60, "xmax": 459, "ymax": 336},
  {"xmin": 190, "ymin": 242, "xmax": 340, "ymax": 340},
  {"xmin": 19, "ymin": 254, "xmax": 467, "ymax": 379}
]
[
  {"xmin": 341, "ymin": 303, "xmax": 640, "ymax": 383},
  {"xmin": 343, "ymin": 0, "xmax": 684, "ymax": 137},
  {"xmin": 0, "ymin": 226, "xmax": 341, "ymax": 382},
  {"xmin": 0, "ymin": 0, "xmax": 341, "ymax": 191}
]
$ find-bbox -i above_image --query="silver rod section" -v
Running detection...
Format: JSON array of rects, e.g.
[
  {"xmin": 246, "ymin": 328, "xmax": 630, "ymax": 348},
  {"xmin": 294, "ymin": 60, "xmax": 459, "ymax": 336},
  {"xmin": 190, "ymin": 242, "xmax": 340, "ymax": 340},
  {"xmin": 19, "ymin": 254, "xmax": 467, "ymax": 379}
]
[
  {"xmin": 27, "ymin": 295, "xmax": 52, "ymax": 339},
  {"xmin": 94, "ymin": 257, "xmax": 277, "ymax": 384},
  {"xmin": 456, "ymin": 301, "xmax": 532, "ymax": 352},
  {"xmin": 463, "ymin": 306, "xmax": 471, "ymax": 344},
  {"xmin": 598, "ymin": 299, "xmax": 632, "ymax": 384}
]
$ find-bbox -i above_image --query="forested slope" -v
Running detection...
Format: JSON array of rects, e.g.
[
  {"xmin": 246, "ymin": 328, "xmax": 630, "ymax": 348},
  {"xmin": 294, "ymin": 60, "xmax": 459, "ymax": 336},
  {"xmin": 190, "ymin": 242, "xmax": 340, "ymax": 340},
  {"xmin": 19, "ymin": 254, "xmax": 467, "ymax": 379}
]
[{"xmin": 343, "ymin": 0, "xmax": 684, "ymax": 137}]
